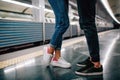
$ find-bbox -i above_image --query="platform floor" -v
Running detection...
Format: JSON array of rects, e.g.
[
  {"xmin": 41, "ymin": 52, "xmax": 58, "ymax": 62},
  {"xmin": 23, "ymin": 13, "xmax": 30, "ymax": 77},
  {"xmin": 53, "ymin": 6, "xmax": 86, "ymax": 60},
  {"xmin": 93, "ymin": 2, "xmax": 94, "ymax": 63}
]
[{"xmin": 0, "ymin": 29, "xmax": 120, "ymax": 80}]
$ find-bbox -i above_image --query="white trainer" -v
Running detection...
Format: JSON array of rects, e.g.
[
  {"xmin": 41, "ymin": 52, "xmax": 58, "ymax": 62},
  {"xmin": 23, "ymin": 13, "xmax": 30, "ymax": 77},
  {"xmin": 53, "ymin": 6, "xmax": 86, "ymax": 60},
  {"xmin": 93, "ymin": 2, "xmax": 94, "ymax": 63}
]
[
  {"xmin": 51, "ymin": 57, "xmax": 71, "ymax": 68},
  {"xmin": 43, "ymin": 47, "xmax": 53, "ymax": 66}
]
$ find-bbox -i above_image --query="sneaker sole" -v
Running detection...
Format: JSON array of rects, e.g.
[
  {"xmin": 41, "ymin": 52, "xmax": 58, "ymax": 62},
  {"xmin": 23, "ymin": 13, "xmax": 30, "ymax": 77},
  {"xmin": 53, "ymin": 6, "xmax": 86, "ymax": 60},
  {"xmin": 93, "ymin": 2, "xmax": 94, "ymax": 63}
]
[
  {"xmin": 51, "ymin": 63, "xmax": 71, "ymax": 69},
  {"xmin": 76, "ymin": 64, "xmax": 86, "ymax": 67},
  {"xmin": 52, "ymin": 66, "xmax": 71, "ymax": 69},
  {"xmin": 75, "ymin": 71, "xmax": 103, "ymax": 76}
]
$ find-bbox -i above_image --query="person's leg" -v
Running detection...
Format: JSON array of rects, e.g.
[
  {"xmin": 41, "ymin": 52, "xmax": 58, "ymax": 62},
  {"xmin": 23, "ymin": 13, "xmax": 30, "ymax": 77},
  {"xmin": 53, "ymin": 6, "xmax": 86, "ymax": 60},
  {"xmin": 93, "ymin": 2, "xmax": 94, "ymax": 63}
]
[
  {"xmin": 77, "ymin": 0, "xmax": 100, "ymax": 65},
  {"xmin": 43, "ymin": 0, "xmax": 71, "ymax": 68},
  {"xmin": 48, "ymin": 0, "xmax": 69, "ymax": 54},
  {"xmin": 75, "ymin": 0, "xmax": 103, "ymax": 75}
]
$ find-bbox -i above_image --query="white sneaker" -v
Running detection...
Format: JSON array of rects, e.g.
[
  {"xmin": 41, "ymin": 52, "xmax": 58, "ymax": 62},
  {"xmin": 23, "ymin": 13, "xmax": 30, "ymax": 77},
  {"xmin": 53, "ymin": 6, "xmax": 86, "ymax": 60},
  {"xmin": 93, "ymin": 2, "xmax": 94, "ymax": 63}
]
[
  {"xmin": 51, "ymin": 57, "xmax": 71, "ymax": 68},
  {"xmin": 43, "ymin": 47, "xmax": 53, "ymax": 66}
]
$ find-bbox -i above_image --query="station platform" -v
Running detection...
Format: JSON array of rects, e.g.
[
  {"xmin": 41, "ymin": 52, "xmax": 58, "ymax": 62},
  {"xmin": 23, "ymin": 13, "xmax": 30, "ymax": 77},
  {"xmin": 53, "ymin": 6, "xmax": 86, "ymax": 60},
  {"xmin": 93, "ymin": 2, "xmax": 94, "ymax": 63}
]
[{"xmin": 0, "ymin": 29, "xmax": 120, "ymax": 80}]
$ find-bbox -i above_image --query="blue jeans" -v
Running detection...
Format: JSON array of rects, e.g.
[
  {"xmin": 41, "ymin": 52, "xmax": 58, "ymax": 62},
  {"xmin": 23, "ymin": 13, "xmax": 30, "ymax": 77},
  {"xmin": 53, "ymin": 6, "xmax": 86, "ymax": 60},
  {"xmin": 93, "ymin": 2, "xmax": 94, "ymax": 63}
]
[
  {"xmin": 48, "ymin": 0, "xmax": 69, "ymax": 50},
  {"xmin": 48, "ymin": 0, "xmax": 100, "ymax": 62}
]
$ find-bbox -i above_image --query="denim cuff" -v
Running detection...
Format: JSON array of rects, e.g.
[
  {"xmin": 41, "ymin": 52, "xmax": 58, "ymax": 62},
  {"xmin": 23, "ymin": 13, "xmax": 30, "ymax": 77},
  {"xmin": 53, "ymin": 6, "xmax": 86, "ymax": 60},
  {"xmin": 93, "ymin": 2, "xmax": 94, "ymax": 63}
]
[
  {"xmin": 50, "ymin": 44, "xmax": 61, "ymax": 50},
  {"xmin": 91, "ymin": 57, "xmax": 100, "ymax": 62},
  {"xmin": 50, "ymin": 44, "xmax": 56, "ymax": 49},
  {"xmin": 55, "ymin": 47, "xmax": 61, "ymax": 50}
]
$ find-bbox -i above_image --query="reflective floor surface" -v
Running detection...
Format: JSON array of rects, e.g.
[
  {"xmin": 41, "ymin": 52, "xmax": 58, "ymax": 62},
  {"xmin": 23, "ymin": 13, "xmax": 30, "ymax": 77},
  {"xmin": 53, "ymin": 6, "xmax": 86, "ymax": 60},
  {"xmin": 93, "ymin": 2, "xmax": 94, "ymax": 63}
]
[{"xmin": 0, "ymin": 29, "xmax": 120, "ymax": 80}]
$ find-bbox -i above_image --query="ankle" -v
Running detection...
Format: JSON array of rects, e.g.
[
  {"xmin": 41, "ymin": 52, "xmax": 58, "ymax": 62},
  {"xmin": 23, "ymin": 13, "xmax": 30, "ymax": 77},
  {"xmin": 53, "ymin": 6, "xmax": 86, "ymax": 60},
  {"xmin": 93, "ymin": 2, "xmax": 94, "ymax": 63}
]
[
  {"xmin": 92, "ymin": 62, "xmax": 102, "ymax": 68},
  {"xmin": 47, "ymin": 47, "xmax": 54, "ymax": 54},
  {"xmin": 53, "ymin": 56, "xmax": 60, "ymax": 61},
  {"xmin": 53, "ymin": 57, "xmax": 58, "ymax": 61}
]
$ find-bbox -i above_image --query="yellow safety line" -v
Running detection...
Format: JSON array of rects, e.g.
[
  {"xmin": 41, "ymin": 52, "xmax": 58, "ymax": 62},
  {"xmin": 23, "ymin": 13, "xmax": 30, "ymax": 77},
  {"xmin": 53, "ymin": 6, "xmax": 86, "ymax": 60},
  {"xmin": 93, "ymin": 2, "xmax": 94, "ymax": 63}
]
[{"xmin": 0, "ymin": 51, "xmax": 43, "ymax": 69}]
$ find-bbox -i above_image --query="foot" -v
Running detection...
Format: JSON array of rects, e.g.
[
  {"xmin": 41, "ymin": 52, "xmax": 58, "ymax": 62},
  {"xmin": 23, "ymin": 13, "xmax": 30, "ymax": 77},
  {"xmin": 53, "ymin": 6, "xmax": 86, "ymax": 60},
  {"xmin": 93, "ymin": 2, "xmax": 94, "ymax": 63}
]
[
  {"xmin": 75, "ymin": 62, "xmax": 103, "ymax": 76},
  {"xmin": 76, "ymin": 57, "xmax": 90, "ymax": 67},
  {"xmin": 51, "ymin": 57, "xmax": 71, "ymax": 68},
  {"xmin": 43, "ymin": 47, "xmax": 53, "ymax": 66}
]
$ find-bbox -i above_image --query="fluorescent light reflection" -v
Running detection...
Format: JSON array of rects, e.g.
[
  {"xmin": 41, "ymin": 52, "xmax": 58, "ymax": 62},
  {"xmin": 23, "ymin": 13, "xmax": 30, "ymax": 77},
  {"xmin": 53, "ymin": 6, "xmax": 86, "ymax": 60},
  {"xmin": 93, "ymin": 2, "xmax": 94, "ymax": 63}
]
[
  {"xmin": 4, "ymin": 59, "xmax": 35, "ymax": 73},
  {"xmin": 101, "ymin": 0, "xmax": 120, "ymax": 24},
  {"xmin": 61, "ymin": 48, "xmax": 65, "ymax": 53},
  {"xmin": 1, "ymin": 0, "xmax": 41, "ymax": 9},
  {"xmin": 4, "ymin": 66, "xmax": 15, "ymax": 73},
  {"xmin": 1, "ymin": 0, "xmax": 54, "ymax": 13},
  {"xmin": 103, "ymin": 35, "xmax": 119, "ymax": 66}
]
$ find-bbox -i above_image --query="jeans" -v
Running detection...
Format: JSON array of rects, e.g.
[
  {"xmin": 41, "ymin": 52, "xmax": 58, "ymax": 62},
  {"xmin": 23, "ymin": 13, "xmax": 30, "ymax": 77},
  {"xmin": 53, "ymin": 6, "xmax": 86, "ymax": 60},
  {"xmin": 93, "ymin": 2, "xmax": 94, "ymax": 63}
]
[
  {"xmin": 48, "ymin": 0, "xmax": 69, "ymax": 50},
  {"xmin": 48, "ymin": 0, "xmax": 100, "ymax": 62}
]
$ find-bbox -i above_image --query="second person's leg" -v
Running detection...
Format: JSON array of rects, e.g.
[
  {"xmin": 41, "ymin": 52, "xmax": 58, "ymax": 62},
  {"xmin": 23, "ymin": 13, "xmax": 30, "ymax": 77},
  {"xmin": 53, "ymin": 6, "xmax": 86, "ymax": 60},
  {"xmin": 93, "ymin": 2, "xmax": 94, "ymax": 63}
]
[{"xmin": 75, "ymin": 0, "xmax": 103, "ymax": 75}]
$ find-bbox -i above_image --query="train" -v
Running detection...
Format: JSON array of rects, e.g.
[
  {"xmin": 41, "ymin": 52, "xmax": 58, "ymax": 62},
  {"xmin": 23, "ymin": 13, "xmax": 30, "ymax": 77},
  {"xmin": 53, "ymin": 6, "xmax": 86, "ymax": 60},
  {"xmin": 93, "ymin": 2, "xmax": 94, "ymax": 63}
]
[{"xmin": 0, "ymin": 17, "xmax": 113, "ymax": 54}]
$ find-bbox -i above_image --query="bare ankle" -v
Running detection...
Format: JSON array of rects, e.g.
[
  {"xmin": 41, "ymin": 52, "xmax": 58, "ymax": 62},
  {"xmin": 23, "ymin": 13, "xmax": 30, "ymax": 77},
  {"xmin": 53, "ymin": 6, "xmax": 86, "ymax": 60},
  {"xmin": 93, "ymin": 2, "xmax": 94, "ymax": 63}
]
[
  {"xmin": 92, "ymin": 62, "xmax": 102, "ymax": 68},
  {"xmin": 47, "ymin": 47, "xmax": 54, "ymax": 54}
]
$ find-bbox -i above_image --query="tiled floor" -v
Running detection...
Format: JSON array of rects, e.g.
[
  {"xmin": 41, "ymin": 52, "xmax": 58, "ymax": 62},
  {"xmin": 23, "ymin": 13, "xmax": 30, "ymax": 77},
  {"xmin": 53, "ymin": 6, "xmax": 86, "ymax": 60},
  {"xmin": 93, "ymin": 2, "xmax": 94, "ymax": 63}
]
[{"xmin": 0, "ymin": 29, "xmax": 120, "ymax": 80}]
